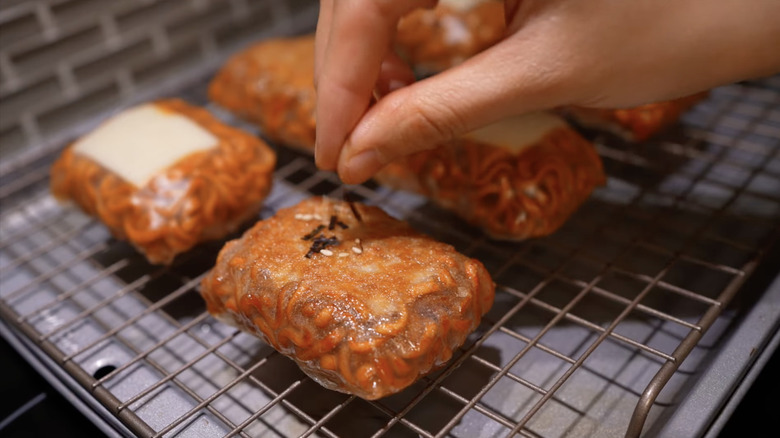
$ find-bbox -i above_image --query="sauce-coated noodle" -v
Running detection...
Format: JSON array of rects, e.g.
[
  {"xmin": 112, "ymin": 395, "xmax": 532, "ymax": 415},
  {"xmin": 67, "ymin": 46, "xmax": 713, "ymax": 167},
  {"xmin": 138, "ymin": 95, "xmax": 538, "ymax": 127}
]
[
  {"xmin": 50, "ymin": 99, "xmax": 276, "ymax": 264},
  {"xmin": 376, "ymin": 127, "xmax": 606, "ymax": 240}
]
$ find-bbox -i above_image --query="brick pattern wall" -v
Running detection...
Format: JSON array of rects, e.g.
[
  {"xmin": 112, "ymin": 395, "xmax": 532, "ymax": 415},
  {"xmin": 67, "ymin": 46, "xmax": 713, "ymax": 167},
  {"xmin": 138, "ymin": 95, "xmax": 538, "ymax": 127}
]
[{"xmin": 0, "ymin": 0, "xmax": 318, "ymax": 163}]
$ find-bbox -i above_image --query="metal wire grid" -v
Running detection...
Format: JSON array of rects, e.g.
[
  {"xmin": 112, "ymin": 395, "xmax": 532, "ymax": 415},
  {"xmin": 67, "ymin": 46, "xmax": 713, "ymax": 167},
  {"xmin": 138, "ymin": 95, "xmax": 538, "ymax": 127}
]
[{"xmin": 0, "ymin": 77, "xmax": 778, "ymax": 438}]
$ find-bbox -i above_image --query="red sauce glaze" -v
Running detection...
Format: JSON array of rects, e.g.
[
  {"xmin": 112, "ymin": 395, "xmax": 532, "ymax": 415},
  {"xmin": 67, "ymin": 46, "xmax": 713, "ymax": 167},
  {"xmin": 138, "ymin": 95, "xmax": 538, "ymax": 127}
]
[
  {"xmin": 396, "ymin": 0, "xmax": 506, "ymax": 73},
  {"xmin": 563, "ymin": 93, "xmax": 709, "ymax": 141},
  {"xmin": 50, "ymin": 99, "xmax": 276, "ymax": 264},
  {"xmin": 376, "ymin": 126, "xmax": 606, "ymax": 240},
  {"xmin": 200, "ymin": 197, "xmax": 495, "ymax": 399},
  {"xmin": 209, "ymin": 36, "xmax": 317, "ymax": 152}
]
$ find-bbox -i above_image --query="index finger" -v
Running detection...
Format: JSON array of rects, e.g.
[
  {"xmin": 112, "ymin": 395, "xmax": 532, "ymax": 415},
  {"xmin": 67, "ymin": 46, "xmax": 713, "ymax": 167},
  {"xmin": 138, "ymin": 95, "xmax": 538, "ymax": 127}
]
[
  {"xmin": 313, "ymin": 0, "xmax": 333, "ymax": 87},
  {"xmin": 314, "ymin": 0, "xmax": 435, "ymax": 171}
]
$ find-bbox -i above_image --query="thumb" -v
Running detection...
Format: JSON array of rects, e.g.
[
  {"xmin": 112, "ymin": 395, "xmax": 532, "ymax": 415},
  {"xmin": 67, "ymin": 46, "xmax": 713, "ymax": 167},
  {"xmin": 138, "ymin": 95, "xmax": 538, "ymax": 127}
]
[{"xmin": 336, "ymin": 35, "xmax": 573, "ymax": 184}]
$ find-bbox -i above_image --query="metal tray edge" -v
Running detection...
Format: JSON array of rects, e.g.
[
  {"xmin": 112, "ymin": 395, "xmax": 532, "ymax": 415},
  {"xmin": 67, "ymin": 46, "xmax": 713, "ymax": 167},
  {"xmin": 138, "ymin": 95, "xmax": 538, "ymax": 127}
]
[
  {"xmin": 649, "ymin": 269, "xmax": 780, "ymax": 438},
  {"xmin": 0, "ymin": 319, "xmax": 132, "ymax": 438}
]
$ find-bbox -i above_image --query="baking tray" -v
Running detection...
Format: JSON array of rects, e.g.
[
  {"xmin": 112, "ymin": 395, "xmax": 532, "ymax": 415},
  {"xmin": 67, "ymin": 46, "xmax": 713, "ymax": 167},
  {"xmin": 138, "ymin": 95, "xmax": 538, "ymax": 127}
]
[{"xmin": 1, "ymin": 70, "xmax": 779, "ymax": 437}]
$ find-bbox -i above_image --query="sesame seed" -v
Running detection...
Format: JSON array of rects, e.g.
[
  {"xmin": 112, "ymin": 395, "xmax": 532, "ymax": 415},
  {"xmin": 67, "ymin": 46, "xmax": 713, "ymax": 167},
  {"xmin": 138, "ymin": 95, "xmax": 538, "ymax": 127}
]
[
  {"xmin": 339, "ymin": 252, "xmax": 349, "ymax": 257},
  {"xmin": 352, "ymin": 247, "xmax": 362, "ymax": 254},
  {"xmin": 354, "ymin": 238, "xmax": 361, "ymax": 244},
  {"xmin": 312, "ymin": 214, "xmax": 323, "ymax": 220},
  {"xmin": 320, "ymin": 249, "xmax": 333, "ymax": 256}
]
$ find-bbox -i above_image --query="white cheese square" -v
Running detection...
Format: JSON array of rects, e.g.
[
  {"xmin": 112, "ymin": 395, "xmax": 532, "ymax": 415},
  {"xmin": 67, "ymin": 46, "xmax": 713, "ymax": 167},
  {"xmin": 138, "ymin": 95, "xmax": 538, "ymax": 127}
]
[
  {"xmin": 73, "ymin": 104, "xmax": 219, "ymax": 187},
  {"xmin": 463, "ymin": 112, "xmax": 567, "ymax": 154}
]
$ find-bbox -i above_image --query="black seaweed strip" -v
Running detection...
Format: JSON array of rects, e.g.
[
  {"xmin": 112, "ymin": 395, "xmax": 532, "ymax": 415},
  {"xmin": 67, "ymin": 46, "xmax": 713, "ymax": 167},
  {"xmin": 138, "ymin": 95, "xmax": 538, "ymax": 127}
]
[{"xmin": 302, "ymin": 224, "xmax": 326, "ymax": 241}]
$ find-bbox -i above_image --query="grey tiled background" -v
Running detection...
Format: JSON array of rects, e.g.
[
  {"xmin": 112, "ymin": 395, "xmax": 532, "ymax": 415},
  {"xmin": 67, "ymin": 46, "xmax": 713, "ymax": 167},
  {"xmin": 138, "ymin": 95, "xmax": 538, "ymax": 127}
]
[{"xmin": 0, "ymin": 0, "xmax": 318, "ymax": 164}]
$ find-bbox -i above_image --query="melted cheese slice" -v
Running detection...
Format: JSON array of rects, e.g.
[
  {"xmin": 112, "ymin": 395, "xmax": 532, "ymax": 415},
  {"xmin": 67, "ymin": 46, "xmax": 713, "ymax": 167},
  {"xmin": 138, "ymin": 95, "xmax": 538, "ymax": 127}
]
[
  {"xmin": 73, "ymin": 104, "xmax": 218, "ymax": 187},
  {"xmin": 463, "ymin": 112, "xmax": 566, "ymax": 154}
]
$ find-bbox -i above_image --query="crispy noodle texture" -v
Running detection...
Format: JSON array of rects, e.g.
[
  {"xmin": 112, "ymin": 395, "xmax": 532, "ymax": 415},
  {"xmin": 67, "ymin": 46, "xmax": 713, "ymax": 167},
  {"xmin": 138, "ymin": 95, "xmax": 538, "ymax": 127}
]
[
  {"xmin": 209, "ymin": 35, "xmax": 316, "ymax": 152},
  {"xmin": 201, "ymin": 197, "xmax": 495, "ymax": 399},
  {"xmin": 396, "ymin": 0, "xmax": 505, "ymax": 74},
  {"xmin": 49, "ymin": 99, "xmax": 276, "ymax": 265},
  {"xmin": 563, "ymin": 92, "xmax": 709, "ymax": 141},
  {"xmin": 376, "ymin": 127, "xmax": 605, "ymax": 240}
]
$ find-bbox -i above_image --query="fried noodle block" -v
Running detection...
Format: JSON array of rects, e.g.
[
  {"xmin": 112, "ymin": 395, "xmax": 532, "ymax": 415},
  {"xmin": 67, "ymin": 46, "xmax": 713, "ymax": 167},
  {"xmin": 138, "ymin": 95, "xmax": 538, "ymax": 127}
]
[
  {"xmin": 560, "ymin": 92, "xmax": 709, "ymax": 141},
  {"xmin": 375, "ymin": 112, "xmax": 606, "ymax": 240},
  {"xmin": 201, "ymin": 197, "xmax": 495, "ymax": 399},
  {"xmin": 209, "ymin": 35, "xmax": 316, "ymax": 152},
  {"xmin": 50, "ymin": 99, "xmax": 276, "ymax": 265},
  {"xmin": 396, "ymin": 0, "xmax": 505, "ymax": 74}
]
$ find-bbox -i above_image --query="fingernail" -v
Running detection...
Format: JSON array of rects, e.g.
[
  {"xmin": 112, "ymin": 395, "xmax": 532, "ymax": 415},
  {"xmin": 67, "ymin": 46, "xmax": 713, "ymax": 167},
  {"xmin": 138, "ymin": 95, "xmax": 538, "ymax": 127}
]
[
  {"xmin": 376, "ymin": 79, "xmax": 409, "ymax": 97},
  {"xmin": 314, "ymin": 139, "xmax": 326, "ymax": 169},
  {"xmin": 387, "ymin": 79, "xmax": 407, "ymax": 93},
  {"xmin": 343, "ymin": 149, "xmax": 381, "ymax": 183}
]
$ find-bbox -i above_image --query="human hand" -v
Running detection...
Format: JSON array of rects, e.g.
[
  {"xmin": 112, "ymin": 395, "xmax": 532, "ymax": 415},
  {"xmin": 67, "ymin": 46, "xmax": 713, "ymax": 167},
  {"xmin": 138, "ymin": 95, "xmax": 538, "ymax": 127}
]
[{"xmin": 314, "ymin": 0, "xmax": 780, "ymax": 184}]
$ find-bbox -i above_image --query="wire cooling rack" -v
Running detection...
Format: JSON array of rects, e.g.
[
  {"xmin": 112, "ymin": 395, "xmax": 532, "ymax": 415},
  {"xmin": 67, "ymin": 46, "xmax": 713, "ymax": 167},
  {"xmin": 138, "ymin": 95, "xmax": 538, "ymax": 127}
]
[{"xmin": 1, "ymin": 76, "xmax": 779, "ymax": 438}]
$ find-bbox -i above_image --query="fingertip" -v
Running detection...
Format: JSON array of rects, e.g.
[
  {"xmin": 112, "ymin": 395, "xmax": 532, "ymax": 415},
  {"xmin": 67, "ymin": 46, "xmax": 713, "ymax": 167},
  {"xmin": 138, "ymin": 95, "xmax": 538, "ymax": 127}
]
[
  {"xmin": 314, "ymin": 134, "xmax": 337, "ymax": 171},
  {"xmin": 338, "ymin": 147, "xmax": 383, "ymax": 185},
  {"xmin": 315, "ymin": 148, "xmax": 335, "ymax": 172}
]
